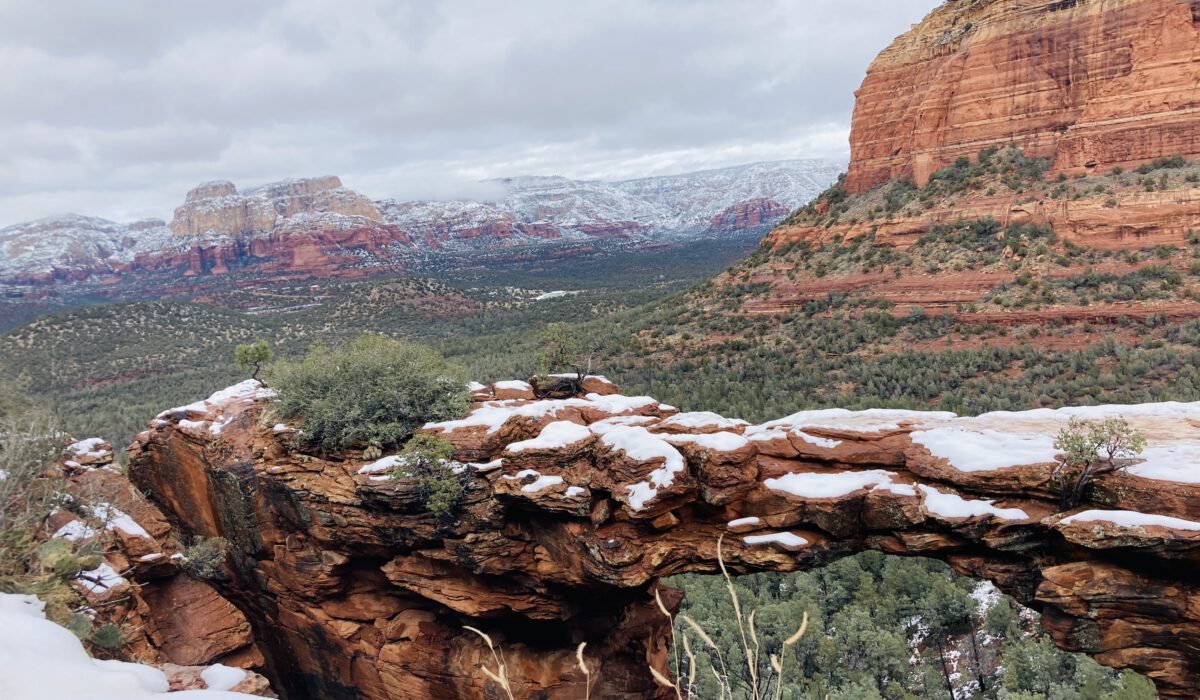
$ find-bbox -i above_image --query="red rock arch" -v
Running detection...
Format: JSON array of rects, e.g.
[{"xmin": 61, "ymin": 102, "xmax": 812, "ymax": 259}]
[{"xmin": 130, "ymin": 380, "xmax": 1200, "ymax": 699}]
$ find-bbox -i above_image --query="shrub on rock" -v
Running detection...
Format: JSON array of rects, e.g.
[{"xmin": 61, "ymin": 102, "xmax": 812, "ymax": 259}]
[{"xmin": 267, "ymin": 334, "xmax": 469, "ymax": 452}]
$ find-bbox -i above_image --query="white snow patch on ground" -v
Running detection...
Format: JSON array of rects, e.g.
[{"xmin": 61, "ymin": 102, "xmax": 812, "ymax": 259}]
[
  {"xmin": 910, "ymin": 428, "xmax": 1058, "ymax": 472},
  {"xmin": 0, "ymin": 592, "xmax": 260, "ymax": 699},
  {"xmin": 743, "ymin": 532, "xmax": 809, "ymax": 549},
  {"xmin": 764, "ymin": 470, "xmax": 898, "ymax": 498},
  {"xmin": 565, "ymin": 486, "xmax": 586, "ymax": 497},
  {"xmin": 728, "ymin": 516, "xmax": 762, "ymax": 528},
  {"xmin": 918, "ymin": 485, "xmax": 1030, "ymax": 521},
  {"xmin": 506, "ymin": 421, "xmax": 592, "ymax": 452},
  {"xmin": 494, "ymin": 380, "xmax": 532, "ymax": 392},
  {"xmin": 1060, "ymin": 509, "xmax": 1200, "ymax": 531}
]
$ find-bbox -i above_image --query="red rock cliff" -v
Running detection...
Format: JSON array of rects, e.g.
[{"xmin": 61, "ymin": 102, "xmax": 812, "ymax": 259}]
[{"xmin": 847, "ymin": 0, "xmax": 1200, "ymax": 192}]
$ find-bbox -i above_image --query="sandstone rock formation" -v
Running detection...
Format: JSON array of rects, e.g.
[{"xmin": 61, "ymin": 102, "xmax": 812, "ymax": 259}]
[
  {"xmin": 846, "ymin": 0, "xmax": 1200, "ymax": 193},
  {"xmin": 709, "ymin": 197, "xmax": 790, "ymax": 233},
  {"xmin": 47, "ymin": 435, "xmax": 270, "ymax": 694},
  {"xmin": 129, "ymin": 379, "xmax": 1200, "ymax": 699}
]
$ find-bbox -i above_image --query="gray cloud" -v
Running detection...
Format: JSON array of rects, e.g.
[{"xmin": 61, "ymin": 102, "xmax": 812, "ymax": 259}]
[{"xmin": 0, "ymin": 0, "xmax": 939, "ymax": 224}]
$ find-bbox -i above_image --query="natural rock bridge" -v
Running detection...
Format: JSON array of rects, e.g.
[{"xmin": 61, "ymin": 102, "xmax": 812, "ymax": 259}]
[{"xmin": 128, "ymin": 379, "xmax": 1200, "ymax": 699}]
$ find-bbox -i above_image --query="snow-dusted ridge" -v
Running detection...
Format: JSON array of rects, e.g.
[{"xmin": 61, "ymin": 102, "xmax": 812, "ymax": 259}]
[{"xmin": 1, "ymin": 160, "xmax": 841, "ymax": 283}]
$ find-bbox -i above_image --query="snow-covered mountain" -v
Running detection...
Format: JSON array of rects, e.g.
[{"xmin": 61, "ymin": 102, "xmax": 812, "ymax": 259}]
[{"xmin": 0, "ymin": 160, "xmax": 840, "ymax": 284}]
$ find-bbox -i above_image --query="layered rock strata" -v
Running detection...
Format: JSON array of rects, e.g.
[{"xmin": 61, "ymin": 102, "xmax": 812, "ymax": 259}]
[
  {"xmin": 130, "ymin": 379, "xmax": 1200, "ymax": 699},
  {"xmin": 847, "ymin": 0, "xmax": 1200, "ymax": 192},
  {"xmin": 48, "ymin": 436, "xmax": 273, "ymax": 695}
]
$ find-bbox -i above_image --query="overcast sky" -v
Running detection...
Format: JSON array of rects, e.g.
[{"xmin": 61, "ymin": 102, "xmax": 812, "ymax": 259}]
[{"xmin": 0, "ymin": 0, "xmax": 938, "ymax": 225}]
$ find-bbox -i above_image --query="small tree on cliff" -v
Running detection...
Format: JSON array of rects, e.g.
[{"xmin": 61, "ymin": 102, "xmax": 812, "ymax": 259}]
[
  {"xmin": 234, "ymin": 340, "xmax": 272, "ymax": 382},
  {"xmin": 388, "ymin": 434, "xmax": 467, "ymax": 520},
  {"xmin": 1051, "ymin": 416, "xmax": 1146, "ymax": 509}
]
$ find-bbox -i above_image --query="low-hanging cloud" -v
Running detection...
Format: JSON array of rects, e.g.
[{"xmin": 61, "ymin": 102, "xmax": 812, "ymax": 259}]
[{"xmin": 0, "ymin": 0, "xmax": 938, "ymax": 224}]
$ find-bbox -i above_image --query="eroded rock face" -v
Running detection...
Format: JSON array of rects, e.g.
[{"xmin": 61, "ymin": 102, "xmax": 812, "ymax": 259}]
[
  {"xmin": 130, "ymin": 380, "xmax": 1200, "ymax": 699},
  {"xmin": 846, "ymin": 0, "xmax": 1200, "ymax": 193},
  {"xmin": 49, "ymin": 436, "xmax": 266, "ymax": 684}
]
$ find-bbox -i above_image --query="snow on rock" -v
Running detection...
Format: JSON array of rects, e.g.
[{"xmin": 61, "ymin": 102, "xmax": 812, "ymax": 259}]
[
  {"xmin": 728, "ymin": 516, "xmax": 762, "ymax": 528},
  {"xmin": 425, "ymin": 400, "xmax": 571, "ymax": 435},
  {"xmin": 1060, "ymin": 509, "xmax": 1200, "ymax": 531},
  {"xmin": 918, "ymin": 485, "xmax": 1030, "ymax": 521},
  {"xmin": 760, "ymin": 408, "xmax": 956, "ymax": 434},
  {"xmin": 600, "ymin": 426, "xmax": 686, "ymax": 510},
  {"xmin": 53, "ymin": 520, "xmax": 96, "ymax": 542},
  {"xmin": 159, "ymin": 380, "xmax": 275, "ymax": 418},
  {"xmin": 505, "ymin": 469, "xmax": 565, "ymax": 493},
  {"xmin": 743, "ymin": 532, "xmax": 810, "ymax": 549},
  {"xmin": 588, "ymin": 415, "xmax": 660, "ymax": 435},
  {"xmin": 764, "ymin": 470, "xmax": 899, "ymax": 499},
  {"xmin": 576, "ymin": 393, "xmax": 659, "ymax": 415},
  {"xmin": 357, "ymin": 456, "xmax": 403, "ymax": 475},
  {"xmin": 200, "ymin": 664, "xmax": 247, "ymax": 692},
  {"xmin": 656, "ymin": 411, "xmax": 749, "ymax": 432},
  {"xmin": 662, "ymin": 432, "xmax": 750, "ymax": 452},
  {"xmin": 910, "ymin": 428, "xmax": 1058, "ymax": 472},
  {"xmin": 506, "ymin": 421, "xmax": 593, "ymax": 452},
  {"xmin": 0, "ymin": 592, "xmax": 260, "ymax": 699},
  {"xmin": 74, "ymin": 562, "xmax": 127, "ymax": 595},
  {"xmin": 91, "ymin": 503, "xmax": 151, "ymax": 539},
  {"xmin": 565, "ymin": 486, "xmax": 586, "ymax": 498},
  {"xmin": 67, "ymin": 438, "xmax": 109, "ymax": 460},
  {"xmin": 494, "ymin": 380, "xmax": 533, "ymax": 391},
  {"xmin": 1126, "ymin": 444, "xmax": 1200, "ymax": 484}
]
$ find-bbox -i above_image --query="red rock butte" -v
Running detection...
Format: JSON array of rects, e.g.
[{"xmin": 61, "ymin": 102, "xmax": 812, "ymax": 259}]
[
  {"xmin": 126, "ymin": 378, "xmax": 1200, "ymax": 699},
  {"xmin": 846, "ymin": 0, "xmax": 1200, "ymax": 193}
]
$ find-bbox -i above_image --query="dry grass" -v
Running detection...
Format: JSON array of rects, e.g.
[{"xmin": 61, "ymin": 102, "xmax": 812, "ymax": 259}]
[{"xmin": 464, "ymin": 535, "xmax": 810, "ymax": 699}]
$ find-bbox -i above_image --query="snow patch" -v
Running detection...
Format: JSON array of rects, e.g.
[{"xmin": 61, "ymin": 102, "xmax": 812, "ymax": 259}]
[
  {"xmin": 918, "ymin": 485, "xmax": 1030, "ymax": 521},
  {"xmin": 911, "ymin": 428, "xmax": 1058, "ymax": 472},
  {"xmin": 1060, "ymin": 509, "xmax": 1200, "ymax": 531},
  {"xmin": 506, "ymin": 421, "xmax": 592, "ymax": 452},
  {"xmin": 764, "ymin": 470, "xmax": 898, "ymax": 499},
  {"xmin": 743, "ymin": 532, "xmax": 809, "ymax": 549}
]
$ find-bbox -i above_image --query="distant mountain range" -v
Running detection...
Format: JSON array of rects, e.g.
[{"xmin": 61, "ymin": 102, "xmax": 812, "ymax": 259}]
[{"xmin": 0, "ymin": 160, "xmax": 840, "ymax": 285}]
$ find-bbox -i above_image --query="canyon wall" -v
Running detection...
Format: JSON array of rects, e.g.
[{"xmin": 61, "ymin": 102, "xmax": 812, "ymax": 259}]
[
  {"xmin": 129, "ymin": 380, "xmax": 1200, "ymax": 699},
  {"xmin": 847, "ymin": 0, "xmax": 1200, "ymax": 193}
]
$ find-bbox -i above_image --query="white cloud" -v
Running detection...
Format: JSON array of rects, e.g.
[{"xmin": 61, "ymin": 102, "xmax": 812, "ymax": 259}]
[{"xmin": 0, "ymin": 0, "xmax": 938, "ymax": 223}]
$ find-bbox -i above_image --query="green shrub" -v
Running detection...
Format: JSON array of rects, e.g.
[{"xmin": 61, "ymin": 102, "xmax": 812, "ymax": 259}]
[
  {"xmin": 389, "ymin": 434, "xmax": 468, "ymax": 520},
  {"xmin": 181, "ymin": 536, "xmax": 231, "ymax": 581},
  {"xmin": 268, "ymin": 334, "xmax": 469, "ymax": 451}
]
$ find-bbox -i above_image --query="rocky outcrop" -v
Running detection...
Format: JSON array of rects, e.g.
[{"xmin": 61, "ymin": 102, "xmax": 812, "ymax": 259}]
[
  {"xmin": 708, "ymin": 197, "xmax": 790, "ymax": 232},
  {"xmin": 170, "ymin": 177, "xmax": 384, "ymax": 239},
  {"xmin": 130, "ymin": 380, "xmax": 1200, "ymax": 699},
  {"xmin": 846, "ymin": 0, "xmax": 1200, "ymax": 192},
  {"xmin": 48, "ymin": 436, "xmax": 269, "ymax": 691}
]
